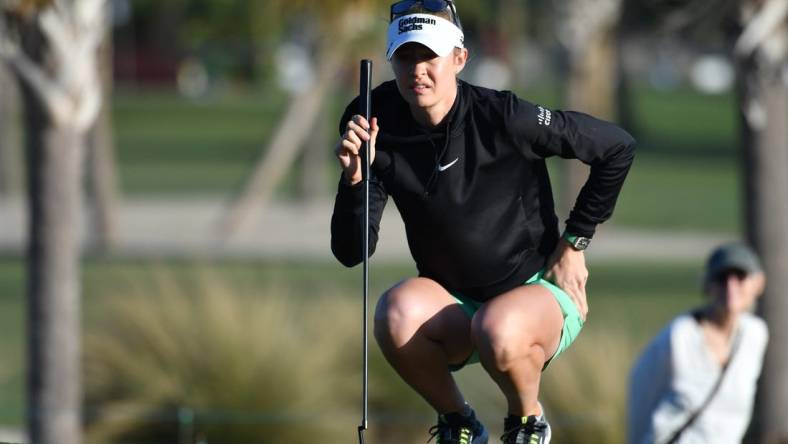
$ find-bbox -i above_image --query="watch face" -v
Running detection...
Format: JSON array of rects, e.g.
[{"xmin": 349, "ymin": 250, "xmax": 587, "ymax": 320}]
[{"xmin": 574, "ymin": 237, "xmax": 590, "ymax": 250}]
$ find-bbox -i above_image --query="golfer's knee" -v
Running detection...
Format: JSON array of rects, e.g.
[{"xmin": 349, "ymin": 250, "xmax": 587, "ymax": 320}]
[
  {"xmin": 473, "ymin": 318, "xmax": 541, "ymax": 371},
  {"xmin": 374, "ymin": 282, "xmax": 427, "ymax": 348}
]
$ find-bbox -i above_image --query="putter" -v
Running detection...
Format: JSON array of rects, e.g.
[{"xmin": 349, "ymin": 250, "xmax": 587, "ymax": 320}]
[{"xmin": 358, "ymin": 59, "xmax": 373, "ymax": 444}]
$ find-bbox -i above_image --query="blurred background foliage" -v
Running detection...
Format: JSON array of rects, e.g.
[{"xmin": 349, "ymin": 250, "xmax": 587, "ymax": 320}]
[
  {"xmin": 0, "ymin": 258, "xmax": 709, "ymax": 443},
  {"xmin": 1, "ymin": 0, "xmax": 785, "ymax": 442}
]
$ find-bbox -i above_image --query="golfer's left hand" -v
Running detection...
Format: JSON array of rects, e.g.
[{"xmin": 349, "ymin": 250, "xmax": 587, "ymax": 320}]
[{"xmin": 545, "ymin": 241, "xmax": 588, "ymax": 322}]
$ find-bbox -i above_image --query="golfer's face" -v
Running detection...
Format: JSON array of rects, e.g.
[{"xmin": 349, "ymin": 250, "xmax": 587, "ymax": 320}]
[{"xmin": 391, "ymin": 43, "xmax": 458, "ymax": 109}]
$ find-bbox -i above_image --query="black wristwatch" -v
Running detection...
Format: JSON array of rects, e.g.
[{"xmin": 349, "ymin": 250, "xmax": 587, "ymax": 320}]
[{"xmin": 563, "ymin": 232, "xmax": 591, "ymax": 251}]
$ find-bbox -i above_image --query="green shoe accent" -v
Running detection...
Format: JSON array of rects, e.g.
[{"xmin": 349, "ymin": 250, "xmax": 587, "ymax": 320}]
[
  {"xmin": 428, "ymin": 407, "xmax": 488, "ymax": 444},
  {"xmin": 501, "ymin": 415, "xmax": 551, "ymax": 444}
]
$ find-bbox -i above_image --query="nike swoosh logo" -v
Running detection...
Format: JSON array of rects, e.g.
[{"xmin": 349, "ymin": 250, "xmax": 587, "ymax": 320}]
[{"xmin": 437, "ymin": 157, "xmax": 459, "ymax": 172}]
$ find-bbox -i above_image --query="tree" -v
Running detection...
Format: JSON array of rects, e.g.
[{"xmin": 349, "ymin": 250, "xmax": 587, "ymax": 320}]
[
  {"xmin": 218, "ymin": 0, "xmax": 390, "ymax": 238},
  {"xmin": 0, "ymin": 61, "xmax": 21, "ymax": 196},
  {"xmin": 735, "ymin": 0, "xmax": 788, "ymax": 441},
  {"xmin": 0, "ymin": 1, "xmax": 109, "ymax": 443},
  {"xmin": 554, "ymin": 0, "xmax": 623, "ymax": 216},
  {"xmin": 86, "ymin": 28, "xmax": 119, "ymax": 252}
]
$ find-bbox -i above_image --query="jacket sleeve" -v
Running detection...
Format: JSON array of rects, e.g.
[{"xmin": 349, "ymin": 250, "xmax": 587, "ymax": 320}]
[
  {"xmin": 330, "ymin": 101, "xmax": 389, "ymax": 267},
  {"xmin": 508, "ymin": 97, "xmax": 636, "ymax": 238},
  {"xmin": 330, "ymin": 177, "xmax": 388, "ymax": 267}
]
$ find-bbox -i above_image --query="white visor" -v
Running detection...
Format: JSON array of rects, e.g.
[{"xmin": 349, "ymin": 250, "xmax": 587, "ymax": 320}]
[{"xmin": 386, "ymin": 13, "xmax": 464, "ymax": 60}]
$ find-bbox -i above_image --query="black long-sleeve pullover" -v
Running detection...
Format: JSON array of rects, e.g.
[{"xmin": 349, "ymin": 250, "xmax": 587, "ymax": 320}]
[{"xmin": 331, "ymin": 80, "xmax": 635, "ymax": 301}]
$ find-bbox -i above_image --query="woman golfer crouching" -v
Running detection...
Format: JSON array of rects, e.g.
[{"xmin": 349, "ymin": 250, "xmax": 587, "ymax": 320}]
[{"xmin": 331, "ymin": 1, "xmax": 635, "ymax": 442}]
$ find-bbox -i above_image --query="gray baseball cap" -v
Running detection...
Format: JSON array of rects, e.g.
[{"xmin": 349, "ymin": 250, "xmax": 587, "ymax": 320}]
[{"xmin": 705, "ymin": 243, "xmax": 763, "ymax": 281}]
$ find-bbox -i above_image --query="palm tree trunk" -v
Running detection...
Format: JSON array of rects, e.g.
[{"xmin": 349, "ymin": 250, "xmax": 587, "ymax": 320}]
[
  {"xmin": 14, "ymin": 13, "xmax": 91, "ymax": 443},
  {"xmin": 86, "ymin": 33, "xmax": 119, "ymax": 252},
  {"xmin": 0, "ymin": 62, "xmax": 21, "ymax": 196},
  {"xmin": 5, "ymin": 3, "xmax": 106, "ymax": 443},
  {"xmin": 740, "ymin": 51, "xmax": 788, "ymax": 444},
  {"xmin": 734, "ymin": 0, "xmax": 788, "ymax": 440},
  {"xmin": 562, "ymin": 22, "xmax": 618, "ymax": 218},
  {"xmin": 566, "ymin": 28, "xmax": 617, "ymax": 120},
  {"xmin": 23, "ymin": 82, "xmax": 84, "ymax": 444}
]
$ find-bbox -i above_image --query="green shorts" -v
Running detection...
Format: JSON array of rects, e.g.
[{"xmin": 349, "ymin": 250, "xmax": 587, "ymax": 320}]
[{"xmin": 448, "ymin": 269, "xmax": 584, "ymax": 372}]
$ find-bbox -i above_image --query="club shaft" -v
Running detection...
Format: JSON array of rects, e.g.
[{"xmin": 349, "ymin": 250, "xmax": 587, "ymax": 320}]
[{"xmin": 359, "ymin": 59, "xmax": 373, "ymax": 436}]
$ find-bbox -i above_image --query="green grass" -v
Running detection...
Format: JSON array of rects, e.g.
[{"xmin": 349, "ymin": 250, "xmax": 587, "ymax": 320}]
[
  {"xmin": 529, "ymin": 85, "xmax": 740, "ymax": 233},
  {"xmin": 545, "ymin": 153, "xmax": 740, "ymax": 233},
  {"xmin": 515, "ymin": 83, "xmax": 738, "ymax": 156},
  {"xmin": 586, "ymin": 260, "xmax": 704, "ymax": 345},
  {"xmin": 618, "ymin": 87, "xmax": 740, "ymax": 232},
  {"xmin": 612, "ymin": 154, "xmax": 740, "ymax": 232},
  {"xmin": 113, "ymin": 90, "xmax": 288, "ymax": 196},
  {"xmin": 0, "ymin": 256, "xmax": 704, "ymax": 431},
  {"xmin": 632, "ymin": 86, "xmax": 737, "ymax": 156},
  {"xmin": 0, "ymin": 258, "xmax": 24, "ymax": 425}
]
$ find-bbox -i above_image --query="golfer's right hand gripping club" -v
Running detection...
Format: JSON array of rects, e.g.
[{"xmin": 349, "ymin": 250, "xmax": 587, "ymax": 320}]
[{"xmin": 358, "ymin": 59, "xmax": 372, "ymax": 444}]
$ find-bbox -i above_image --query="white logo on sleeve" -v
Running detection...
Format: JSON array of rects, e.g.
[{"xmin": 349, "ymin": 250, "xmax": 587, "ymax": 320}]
[
  {"xmin": 438, "ymin": 157, "xmax": 460, "ymax": 172},
  {"xmin": 537, "ymin": 105, "xmax": 552, "ymax": 126}
]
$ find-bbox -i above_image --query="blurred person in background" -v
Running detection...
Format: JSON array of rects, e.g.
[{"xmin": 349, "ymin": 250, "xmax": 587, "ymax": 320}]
[
  {"xmin": 628, "ymin": 243, "xmax": 769, "ymax": 444},
  {"xmin": 331, "ymin": 0, "xmax": 635, "ymax": 442}
]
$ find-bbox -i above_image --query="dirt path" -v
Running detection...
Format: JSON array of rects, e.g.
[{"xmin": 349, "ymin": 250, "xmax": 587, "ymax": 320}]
[{"xmin": 0, "ymin": 197, "xmax": 736, "ymax": 263}]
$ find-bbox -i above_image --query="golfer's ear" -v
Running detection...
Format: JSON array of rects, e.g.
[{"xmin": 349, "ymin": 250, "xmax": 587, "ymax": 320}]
[{"xmin": 454, "ymin": 48, "xmax": 468, "ymax": 74}]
